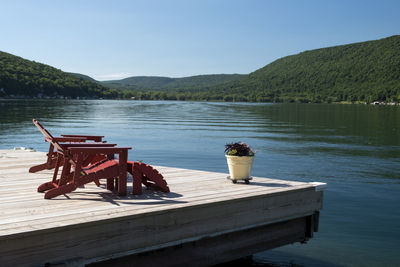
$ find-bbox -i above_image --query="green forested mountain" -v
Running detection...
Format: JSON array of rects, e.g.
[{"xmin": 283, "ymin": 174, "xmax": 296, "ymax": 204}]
[
  {"xmin": 103, "ymin": 35, "xmax": 400, "ymax": 102},
  {"xmin": 102, "ymin": 74, "xmax": 244, "ymax": 91},
  {"xmin": 1, "ymin": 35, "xmax": 399, "ymax": 102},
  {"xmin": 0, "ymin": 51, "xmax": 117, "ymax": 98},
  {"xmin": 216, "ymin": 35, "xmax": 400, "ymax": 103}
]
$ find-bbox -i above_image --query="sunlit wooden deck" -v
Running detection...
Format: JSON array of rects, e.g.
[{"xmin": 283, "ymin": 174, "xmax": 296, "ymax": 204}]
[{"xmin": 0, "ymin": 149, "xmax": 325, "ymax": 267}]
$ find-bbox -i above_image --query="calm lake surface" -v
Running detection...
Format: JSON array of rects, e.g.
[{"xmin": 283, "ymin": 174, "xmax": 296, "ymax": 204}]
[{"xmin": 1, "ymin": 99, "xmax": 399, "ymax": 266}]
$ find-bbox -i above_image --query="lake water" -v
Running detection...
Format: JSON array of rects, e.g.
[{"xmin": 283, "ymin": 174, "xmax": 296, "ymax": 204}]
[{"xmin": 1, "ymin": 99, "xmax": 399, "ymax": 266}]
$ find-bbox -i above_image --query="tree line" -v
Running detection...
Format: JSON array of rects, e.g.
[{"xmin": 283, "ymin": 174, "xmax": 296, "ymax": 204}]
[
  {"xmin": 1, "ymin": 35, "xmax": 400, "ymax": 103},
  {"xmin": 0, "ymin": 51, "xmax": 112, "ymax": 99}
]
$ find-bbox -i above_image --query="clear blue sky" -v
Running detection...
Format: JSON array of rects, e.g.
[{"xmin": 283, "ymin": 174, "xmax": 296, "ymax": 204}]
[{"xmin": 1, "ymin": 0, "xmax": 399, "ymax": 80}]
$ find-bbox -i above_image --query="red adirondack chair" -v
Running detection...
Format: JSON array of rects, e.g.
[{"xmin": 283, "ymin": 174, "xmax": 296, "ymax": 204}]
[
  {"xmin": 37, "ymin": 136, "xmax": 131, "ymax": 199},
  {"xmin": 32, "ymin": 119, "xmax": 170, "ymax": 198},
  {"xmin": 29, "ymin": 119, "xmax": 111, "ymax": 173}
]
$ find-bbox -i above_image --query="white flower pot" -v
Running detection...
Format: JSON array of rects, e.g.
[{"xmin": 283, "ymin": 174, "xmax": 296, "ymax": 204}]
[{"xmin": 225, "ymin": 155, "xmax": 254, "ymax": 180}]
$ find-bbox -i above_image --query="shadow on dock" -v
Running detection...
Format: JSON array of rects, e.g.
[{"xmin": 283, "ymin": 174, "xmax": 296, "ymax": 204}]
[{"xmin": 43, "ymin": 186, "xmax": 185, "ymax": 206}]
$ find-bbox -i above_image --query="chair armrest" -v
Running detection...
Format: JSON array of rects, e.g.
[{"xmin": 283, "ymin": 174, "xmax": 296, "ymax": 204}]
[
  {"xmin": 61, "ymin": 143, "xmax": 116, "ymax": 148},
  {"xmin": 51, "ymin": 137, "xmax": 88, "ymax": 142},
  {"xmin": 61, "ymin": 134, "xmax": 104, "ymax": 142},
  {"xmin": 68, "ymin": 147, "xmax": 131, "ymax": 154}
]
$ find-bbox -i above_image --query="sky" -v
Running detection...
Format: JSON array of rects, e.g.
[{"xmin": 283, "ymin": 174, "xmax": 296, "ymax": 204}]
[{"xmin": 1, "ymin": 0, "xmax": 399, "ymax": 81}]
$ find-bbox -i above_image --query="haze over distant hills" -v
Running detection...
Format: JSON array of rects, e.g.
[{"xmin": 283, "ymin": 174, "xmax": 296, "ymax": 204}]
[
  {"xmin": 1, "ymin": 35, "xmax": 399, "ymax": 102},
  {"xmin": 101, "ymin": 74, "xmax": 245, "ymax": 91}
]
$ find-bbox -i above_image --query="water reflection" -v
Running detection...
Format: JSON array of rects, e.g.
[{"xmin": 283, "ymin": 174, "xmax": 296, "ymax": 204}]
[{"xmin": 0, "ymin": 99, "xmax": 399, "ymax": 266}]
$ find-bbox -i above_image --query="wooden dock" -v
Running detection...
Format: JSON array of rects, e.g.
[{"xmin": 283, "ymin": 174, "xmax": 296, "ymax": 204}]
[{"xmin": 0, "ymin": 149, "xmax": 325, "ymax": 267}]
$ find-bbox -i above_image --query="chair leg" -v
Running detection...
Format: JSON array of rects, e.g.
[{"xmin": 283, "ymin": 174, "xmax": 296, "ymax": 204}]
[
  {"xmin": 29, "ymin": 144, "xmax": 58, "ymax": 173},
  {"xmin": 107, "ymin": 178, "xmax": 114, "ymax": 191},
  {"xmin": 44, "ymin": 183, "xmax": 76, "ymax": 199},
  {"xmin": 58, "ymin": 159, "xmax": 72, "ymax": 186},
  {"xmin": 128, "ymin": 162, "xmax": 143, "ymax": 195},
  {"xmin": 52, "ymin": 155, "xmax": 62, "ymax": 183},
  {"xmin": 29, "ymin": 163, "xmax": 50, "ymax": 173},
  {"xmin": 37, "ymin": 156, "xmax": 71, "ymax": 195},
  {"xmin": 117, "ymin": 150, "xmax": 128, "ymax": 196},
  {"xmin": 38, "ymin": 181, "xmax": 57, "ymax": 192},
  {"xmin": 118, "ymin": 175, "xmax": 127, "ymax": 196}
]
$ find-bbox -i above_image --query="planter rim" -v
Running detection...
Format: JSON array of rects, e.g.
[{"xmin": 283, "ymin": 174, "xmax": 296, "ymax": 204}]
[{"xmin": 225, "ymin": 154, "xmax": 255, "ymax": 157}]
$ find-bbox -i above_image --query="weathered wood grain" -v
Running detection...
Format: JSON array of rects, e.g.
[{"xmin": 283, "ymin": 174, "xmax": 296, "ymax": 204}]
[{"xmin": 0, "ymin": 150, "xmax": 325, "ymax": 266}]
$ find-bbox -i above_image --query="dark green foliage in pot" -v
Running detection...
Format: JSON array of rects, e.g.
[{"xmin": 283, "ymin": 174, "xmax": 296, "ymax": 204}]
[{"xmin": 225, "ymin": 142, "xmax": 255, "ymax": 156}]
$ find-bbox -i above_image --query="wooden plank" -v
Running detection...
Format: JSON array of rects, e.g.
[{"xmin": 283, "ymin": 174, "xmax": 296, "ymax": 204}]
[
  {"xmin": 0, "ymin": 187, "xmax": 316, "ymax": 224},
  {"xmin": 0, "ymin": 184, "xmax": 320, "ymax": 233},
  {"xmin": 0, "ymin": 150, "xmax": 325, "ymax": 266},
  {"xmin": 1, "ymin": 191, "xmax": 322, "ymax": 266},
  {"xmin": 0, "ymin": 186, "xmax": 318, "ymax": 230},
  {"xmin": 88, "ymin": 216, "xmax": 312, "ymax": 267}
]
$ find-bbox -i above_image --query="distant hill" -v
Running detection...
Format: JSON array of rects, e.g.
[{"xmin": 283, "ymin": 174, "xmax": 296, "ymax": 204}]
[
  {"xmin": 0, "ymin": 51, "xmax": 114, "ymax": 98},
  {"xmin": 216, "ymin": 35, "xmax": 400, "ymax": 102},
  {"xmin": 1, "ymin": 35, "xmax": 399, "ymax": 102},
  {"xmin": 102, "ymin": 74, "xmax": 245, "ymax": 91},
  {"xmin": 103, "ymin": 76, "xmax": 173, "ymax": 90},
  {"xmin": 0, "ymin": 50, "xmax": 243, "ymax": 100},
  {"xmin": 68, "ymin": 72, "xmax": 97, "ymax": 82}
]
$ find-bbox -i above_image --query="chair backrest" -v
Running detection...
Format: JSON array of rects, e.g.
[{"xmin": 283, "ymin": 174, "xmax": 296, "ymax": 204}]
[{"xmin": 32, "ymin": 119, "xmax": 64, "ymax": 153}]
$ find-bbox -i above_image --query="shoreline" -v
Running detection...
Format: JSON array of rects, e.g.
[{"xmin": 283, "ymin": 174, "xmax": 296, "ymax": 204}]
[{"xmin": 0, "ymin": 97, "xmax": 398, "ymax": 106}]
